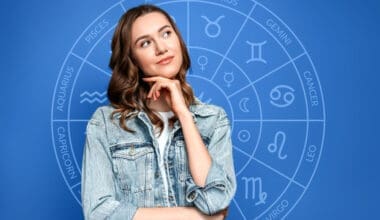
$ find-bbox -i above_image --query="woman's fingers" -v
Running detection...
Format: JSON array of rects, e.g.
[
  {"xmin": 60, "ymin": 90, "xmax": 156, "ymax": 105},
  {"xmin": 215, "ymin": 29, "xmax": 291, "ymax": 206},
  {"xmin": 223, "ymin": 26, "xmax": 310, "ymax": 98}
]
[
  {"xmin": 148, "ymin": 80, "xmax": 169, "ymax": 100},
  {"xmin": 148, "ymin": 83, "xmax": 158, "ymax": 99},
  {"xmin": 147, "ymin": 83, "xmax": 154, "ymax": 98},
  {"xmin": 147, "ymin": 82, "xmax": 164, "ymax": 101},
  {"xmin": 144, "ymin": 77, "xmax": 187, "ymax": 113},
  {"xmin": 155, "ymin": 90, "xmax": 160, "ymax": 99}
]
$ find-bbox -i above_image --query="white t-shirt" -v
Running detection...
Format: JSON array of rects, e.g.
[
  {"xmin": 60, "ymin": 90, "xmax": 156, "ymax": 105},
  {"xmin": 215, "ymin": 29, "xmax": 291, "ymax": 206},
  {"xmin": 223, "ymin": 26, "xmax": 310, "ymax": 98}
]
[{"xmin": 154, "ymin": 111, "xmax": 174, "ymax": 196}]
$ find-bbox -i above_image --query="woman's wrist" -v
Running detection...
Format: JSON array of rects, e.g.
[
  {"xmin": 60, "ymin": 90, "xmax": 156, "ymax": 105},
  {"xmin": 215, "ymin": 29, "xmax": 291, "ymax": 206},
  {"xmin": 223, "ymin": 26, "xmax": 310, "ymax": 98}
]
[
  {"xmin": 182, "ymin": 207, "xmax": 197, "ymax": 220},
  {"xmin": 176, "ymin": 108, "xmax": 192, "ymax": 121}
]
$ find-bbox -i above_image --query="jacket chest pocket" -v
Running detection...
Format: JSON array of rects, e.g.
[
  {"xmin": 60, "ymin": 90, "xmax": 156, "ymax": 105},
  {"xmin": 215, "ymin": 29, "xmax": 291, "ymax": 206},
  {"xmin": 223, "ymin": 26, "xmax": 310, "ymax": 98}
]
[{"xmin": 110, "ymin": 142, "xmax": 155, "ymax": 206}]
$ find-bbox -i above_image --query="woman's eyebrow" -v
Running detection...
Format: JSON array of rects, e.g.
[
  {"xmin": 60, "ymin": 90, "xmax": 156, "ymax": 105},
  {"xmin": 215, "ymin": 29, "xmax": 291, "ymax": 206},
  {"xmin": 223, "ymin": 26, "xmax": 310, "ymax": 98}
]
[{"xmin": 134, "ymin": 24, "xmax": 171, "ymax": 45}]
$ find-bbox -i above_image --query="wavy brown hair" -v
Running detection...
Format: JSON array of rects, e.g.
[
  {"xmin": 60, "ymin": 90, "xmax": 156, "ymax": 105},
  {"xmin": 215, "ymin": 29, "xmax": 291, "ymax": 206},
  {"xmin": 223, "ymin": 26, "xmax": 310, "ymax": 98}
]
[{"xmin": 108, "ymin": 4, "xmax": 195, "ymax": 133}]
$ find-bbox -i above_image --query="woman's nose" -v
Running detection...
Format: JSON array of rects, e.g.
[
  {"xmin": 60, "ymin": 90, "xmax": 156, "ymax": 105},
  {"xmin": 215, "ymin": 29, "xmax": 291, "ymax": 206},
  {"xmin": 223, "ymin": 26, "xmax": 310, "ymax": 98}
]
[{"xmin": 155, "ymin": 40, "xmax": 168, "ymax": 55}]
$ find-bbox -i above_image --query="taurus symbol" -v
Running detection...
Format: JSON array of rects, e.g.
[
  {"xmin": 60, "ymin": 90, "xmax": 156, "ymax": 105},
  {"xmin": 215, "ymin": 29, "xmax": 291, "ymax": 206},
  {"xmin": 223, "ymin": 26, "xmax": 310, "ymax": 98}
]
[{"xmin": 201, "ymin": 15, "xmax": 225, "ymax": 38}]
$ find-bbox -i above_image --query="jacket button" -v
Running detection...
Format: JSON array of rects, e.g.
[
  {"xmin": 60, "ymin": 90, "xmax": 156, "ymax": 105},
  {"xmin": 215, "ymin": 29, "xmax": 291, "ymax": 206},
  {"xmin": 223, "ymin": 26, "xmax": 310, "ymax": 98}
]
[
  {"xmin": 129, "ymin": 145, "xmax": 135, "ymax": 155},
  {"xmin": 189, "ymin": 192, "xmax": 196, "ymax": 200}
]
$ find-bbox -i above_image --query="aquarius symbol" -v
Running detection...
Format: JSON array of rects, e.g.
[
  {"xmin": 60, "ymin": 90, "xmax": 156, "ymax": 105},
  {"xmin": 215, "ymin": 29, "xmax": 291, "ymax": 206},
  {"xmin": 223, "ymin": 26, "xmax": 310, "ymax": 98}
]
[
  {"xmin": 242, "ymin": 176, "xmax": 267, "ymax": 205},
  {"xmin": 270, "ymin": 85, "xmax": 295, "ymax": 108},
  {"xmin": 223, "ymin": 72, "xmax": 234, "ymax": 87},
  {"xmin": 246, "ymin": 40, "xmax": 267, "ymax": 64},
  {"xmin": 201, "ymin": 15, "xmax": 225, "ymax": 38},
  {"xmin": 197, "ymin": 55, "xmax": 208, "ymax": 71},
  {"xmin": 238, "ymin": 130, "xmax": 251, "ymax": 143},
  {"xmin": 80, "ymin": 91, "xmax": 107, "ymax": 104},
  {"xmin": 267, "ymin": 131, "xmax": 287, "ymax": 160}
]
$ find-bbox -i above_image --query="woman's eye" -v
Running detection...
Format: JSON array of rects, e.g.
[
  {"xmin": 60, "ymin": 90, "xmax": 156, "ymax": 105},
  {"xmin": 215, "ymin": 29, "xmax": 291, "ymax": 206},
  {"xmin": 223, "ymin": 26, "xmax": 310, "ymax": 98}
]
[
  {"xmin": 163, "ymin": 31, "xmax": 171, "ymax": 38},
  {"xmin": 140, "ymin": 40, "xmax": 150, "ymax": 48}
]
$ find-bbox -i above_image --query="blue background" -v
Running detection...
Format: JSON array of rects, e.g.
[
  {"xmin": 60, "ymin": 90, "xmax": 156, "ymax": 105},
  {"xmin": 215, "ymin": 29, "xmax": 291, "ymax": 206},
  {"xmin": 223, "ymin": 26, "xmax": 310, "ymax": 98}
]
[{"xmin": 1, "ymin": 0, "xmax": 379, "ymax": 219}]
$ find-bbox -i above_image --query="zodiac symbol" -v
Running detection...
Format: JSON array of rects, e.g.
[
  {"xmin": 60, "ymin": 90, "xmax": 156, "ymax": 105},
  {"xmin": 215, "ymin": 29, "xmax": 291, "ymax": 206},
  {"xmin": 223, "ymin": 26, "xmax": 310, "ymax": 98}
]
[
  {"xmin": 239, "ymin": 98, "xmax": 250, "ymax": 113},
  {"xmin": 197, "ymin": 55, "xmax": 208, "ymax": 71},
  {"xmin": 80, "ymin": 91, "xmax": 107, "ymax": 104},
  {"xmin": 246, "ymin": 40, "xmax": 267, "ymax": 64},
  {"xmin": 198, "ymin": 91, "xmax": 212, "ymax": 104},
  {"xmin": 223, "ymin": 72, "xmax": 234, "ymax": 87},
  {"xmin": 201, "ymin": 15, "xmax": 225, "ymax": 38},
  {"xmin": 238, "ymin": 130, "xmax": 251, "ymax": 143},
  {"xmin": 269, "ymin": 85, "xmax": 295, "ymax": 108},
  {"xmin": 242, "ymin": 176, "xmax": 267, "ymax": 205},
  {"xmin": 267, "ymin": 131, "xmax": 287, "ymax": 160}
]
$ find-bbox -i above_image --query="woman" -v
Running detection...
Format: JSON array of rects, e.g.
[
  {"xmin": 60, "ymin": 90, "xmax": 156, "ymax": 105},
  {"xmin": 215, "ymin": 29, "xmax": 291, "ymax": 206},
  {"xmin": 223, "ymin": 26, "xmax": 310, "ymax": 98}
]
[{"xmin": 81, "ymin": 4, "xmax": 236, "ymax": 220}]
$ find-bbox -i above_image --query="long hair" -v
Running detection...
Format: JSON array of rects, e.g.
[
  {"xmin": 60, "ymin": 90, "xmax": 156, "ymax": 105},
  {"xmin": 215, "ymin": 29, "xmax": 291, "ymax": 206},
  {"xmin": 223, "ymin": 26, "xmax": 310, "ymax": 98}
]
[{"xmin": 108, "ymin": 4, "xmax": 195, "ymax": 133}]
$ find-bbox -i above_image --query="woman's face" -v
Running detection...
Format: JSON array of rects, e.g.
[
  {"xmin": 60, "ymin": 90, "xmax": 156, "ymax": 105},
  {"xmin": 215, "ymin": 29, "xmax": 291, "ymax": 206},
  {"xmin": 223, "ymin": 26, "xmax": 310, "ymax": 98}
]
[{"xmin": 131, "ymin": 12, "xmax": 183, "ymax": 79}]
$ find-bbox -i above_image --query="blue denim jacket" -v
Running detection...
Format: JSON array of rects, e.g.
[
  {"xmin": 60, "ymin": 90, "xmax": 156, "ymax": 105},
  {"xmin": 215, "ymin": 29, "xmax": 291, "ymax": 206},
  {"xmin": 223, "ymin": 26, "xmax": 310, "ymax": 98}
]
[{"xmin": 81, "ymin": 99, "xmax": 236, "ymax": 220}]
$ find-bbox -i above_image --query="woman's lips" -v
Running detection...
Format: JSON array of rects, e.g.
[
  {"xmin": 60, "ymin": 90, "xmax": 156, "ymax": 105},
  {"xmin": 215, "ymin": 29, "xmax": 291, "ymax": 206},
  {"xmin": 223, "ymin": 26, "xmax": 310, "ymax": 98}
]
[{"xmin": 157, "ymin": 56, "xmax": 174, "ymax": 65}]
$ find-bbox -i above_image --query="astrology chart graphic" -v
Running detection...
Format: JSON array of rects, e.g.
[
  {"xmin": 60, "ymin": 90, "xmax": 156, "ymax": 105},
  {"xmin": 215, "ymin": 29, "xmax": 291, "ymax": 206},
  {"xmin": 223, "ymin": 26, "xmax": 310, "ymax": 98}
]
[{"xmin": 51, "ymin": 0, "xmax": 325, "ymax": 219}]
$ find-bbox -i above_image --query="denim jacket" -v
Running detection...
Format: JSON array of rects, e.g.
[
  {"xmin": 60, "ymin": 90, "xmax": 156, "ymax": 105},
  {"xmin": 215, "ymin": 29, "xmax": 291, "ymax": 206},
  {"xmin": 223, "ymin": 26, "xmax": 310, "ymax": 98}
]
[{"xmin": 81, "ymin": 99, "xmax": 236, "ymax": 220}]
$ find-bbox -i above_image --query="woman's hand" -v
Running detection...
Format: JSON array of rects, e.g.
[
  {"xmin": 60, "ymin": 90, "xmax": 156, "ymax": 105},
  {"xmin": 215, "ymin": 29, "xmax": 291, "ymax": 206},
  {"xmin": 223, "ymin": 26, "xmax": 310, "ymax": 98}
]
[
  {"xmin": 143, "ymin": 76, "xmax": 189, "ymax": 115},
  {"xmin": 185, "ymin": 207, "xmax": 226, "ymax": 220}
]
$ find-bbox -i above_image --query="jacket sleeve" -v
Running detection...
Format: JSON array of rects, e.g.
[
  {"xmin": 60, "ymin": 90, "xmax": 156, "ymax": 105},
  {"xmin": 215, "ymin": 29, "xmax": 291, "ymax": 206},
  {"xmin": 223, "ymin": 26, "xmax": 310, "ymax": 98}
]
[
  {"xmin": 185, "ymin": 108, "xmax": 237, "ymax": 215},
  {"xmin": 81, "ymin": 108, "xmax": 138, "ymax": 220}
]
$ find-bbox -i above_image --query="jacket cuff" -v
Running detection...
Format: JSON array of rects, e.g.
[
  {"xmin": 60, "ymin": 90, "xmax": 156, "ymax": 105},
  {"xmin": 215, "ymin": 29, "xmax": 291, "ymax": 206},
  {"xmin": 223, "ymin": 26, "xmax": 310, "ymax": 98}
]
[
  {"xmin": 109, "ymin": 199, "xmax": 138, "ymax": 220},
  {"xmin": 185, "ymin": 160, "xmax": 229, "ymax": 215},
  {"xmin": 88, "ymin": 198, "xmax": 138, "ymax": 220}
]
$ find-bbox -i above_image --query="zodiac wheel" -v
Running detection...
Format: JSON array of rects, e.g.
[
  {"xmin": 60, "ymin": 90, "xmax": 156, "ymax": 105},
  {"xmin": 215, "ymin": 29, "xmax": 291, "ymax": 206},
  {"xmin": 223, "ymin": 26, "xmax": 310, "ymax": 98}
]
[{"xmin": 51, "ymin": 1, "xmax": 326, "ymax": 219}]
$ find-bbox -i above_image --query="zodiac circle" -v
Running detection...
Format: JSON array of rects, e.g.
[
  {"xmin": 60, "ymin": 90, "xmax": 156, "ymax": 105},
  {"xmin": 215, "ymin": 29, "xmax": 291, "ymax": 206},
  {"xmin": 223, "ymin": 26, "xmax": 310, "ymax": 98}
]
[
  {"xmin": 267, "ymin": 131, "xmax": 288, "ymax": 160},
  {"xmin": 52, "ymin": 2, "xmax": 326, "ymax": 218},
  {"xmin": 269, "ymin": 85, "xmax": 295, "ymax": 108},
  {"xmin": 201, "ymin": 15, "xmax": 225, "ymax": 38}
]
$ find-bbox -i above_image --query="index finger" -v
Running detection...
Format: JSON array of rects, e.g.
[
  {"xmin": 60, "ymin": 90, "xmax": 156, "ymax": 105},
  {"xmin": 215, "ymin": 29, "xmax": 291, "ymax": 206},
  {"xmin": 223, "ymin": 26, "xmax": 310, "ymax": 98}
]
[{"xmin": 142, "ymin": 76, "xmax": 165, "ymax": 81}]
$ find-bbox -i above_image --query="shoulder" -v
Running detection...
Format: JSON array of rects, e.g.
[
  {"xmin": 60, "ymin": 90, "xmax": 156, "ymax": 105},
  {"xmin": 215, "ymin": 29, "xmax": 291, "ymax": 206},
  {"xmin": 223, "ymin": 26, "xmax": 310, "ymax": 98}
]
[
  {"xmin": 87, "ymin": 105, "xmax": 116, "ymax": 127},
  {"xmin": 190, "ymin": 99, "xmax": 229, "ymax": 128}
]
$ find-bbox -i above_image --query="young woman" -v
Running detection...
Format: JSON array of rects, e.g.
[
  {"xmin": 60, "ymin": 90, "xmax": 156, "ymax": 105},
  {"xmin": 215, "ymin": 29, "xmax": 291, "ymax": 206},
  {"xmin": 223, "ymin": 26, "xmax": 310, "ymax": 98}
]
[{"xmin": 81, "ymin": 4, "xmax": 236, "ymax": 220}]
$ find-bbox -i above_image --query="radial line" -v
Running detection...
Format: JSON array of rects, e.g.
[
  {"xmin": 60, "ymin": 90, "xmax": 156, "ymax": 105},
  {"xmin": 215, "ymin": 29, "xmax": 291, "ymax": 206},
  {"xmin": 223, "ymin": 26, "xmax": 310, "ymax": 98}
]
[
  {"xmin": 234, "ymin": 146, "xmax": 306, "ymax": 189},
  {"xmin": 210, "ymin": 3, "xmax": 257, "ymax": 81},
  {"xmin": 71, "ymin": 52, "xmax": 111, "ymax": 77},
  {"xmin": 228, "ymin": 52, "xmax": 306, "ymax": 98}
]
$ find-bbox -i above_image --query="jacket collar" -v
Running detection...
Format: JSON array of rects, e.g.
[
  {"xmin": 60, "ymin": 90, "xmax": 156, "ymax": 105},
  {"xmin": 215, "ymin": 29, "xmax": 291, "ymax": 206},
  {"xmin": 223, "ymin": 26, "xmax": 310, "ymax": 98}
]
[
  {"xmin": 114, "ymin": 97, "xmax": 209, "ymax": 115},
  {"xmin": 110, "ymin": 97, "xmax": 215, "ymax": 135}
]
